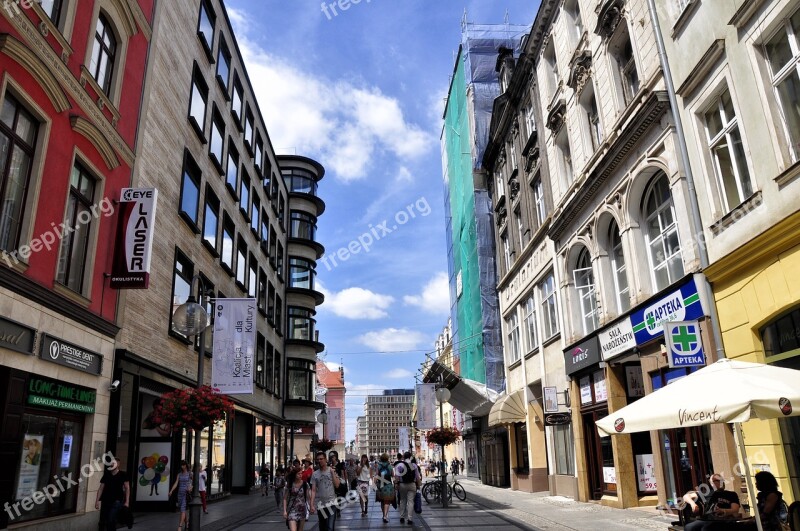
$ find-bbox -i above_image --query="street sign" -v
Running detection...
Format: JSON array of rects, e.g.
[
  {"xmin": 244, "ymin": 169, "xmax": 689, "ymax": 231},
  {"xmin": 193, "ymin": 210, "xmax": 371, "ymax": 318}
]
[{"xmin": 664, "ymin": 320, "xmax": 706, "ymax": 368}]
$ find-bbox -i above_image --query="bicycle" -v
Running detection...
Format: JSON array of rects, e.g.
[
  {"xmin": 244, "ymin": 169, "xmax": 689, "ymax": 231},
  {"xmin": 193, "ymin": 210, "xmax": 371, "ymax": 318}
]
[{"xmin": 421, "ymin": 475, "xmax": 466, "ymax": 503}]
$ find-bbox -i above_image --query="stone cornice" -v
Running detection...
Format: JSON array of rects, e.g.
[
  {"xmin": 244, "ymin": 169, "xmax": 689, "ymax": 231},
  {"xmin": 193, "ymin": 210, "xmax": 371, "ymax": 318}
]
[
  {"xmin": 0, "ymin": 33, "xmax": 71, "ymax": 112},
  {"xmin": 728, "ymin": 0, "xmax": 768, "ymax": 29},
  {"xmin": 126, "ymin": 0, "xmax": 152, "ymax": 40},
  {"xmin": 108, "ymin": 0, "xmax": 139, "ymax": 38},
  {"xmin": 70, "ymin": 115, "xmax": 121, "ymax": 169},
  {"xmin": 548, "ymin": 90, "xmax": 670, "ymax": 242},
  {"xmin": 594, "ymin": 0, "xmax": 625, "ymax": 39},
  {"xmin": 676, "ymin": 39, "xmax": 725, "ymax": 98},
  {"xmin": 79, "ymin": 65, "xmax": 121, "ymax": 126},
  {"xmin": 4, "ymin": 11, "xmax": 135, "ymax": 167}
]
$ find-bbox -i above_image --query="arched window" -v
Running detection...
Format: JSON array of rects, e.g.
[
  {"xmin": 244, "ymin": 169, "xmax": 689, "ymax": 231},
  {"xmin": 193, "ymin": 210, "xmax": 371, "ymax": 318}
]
[
  {"xmin": 643, "ymin": 173, "xmax": 683, "ymax": 290},
  {"xmin": 608, "ymin": 221, "xmax": 629, "ymax": 313},
  {"xmin": 572, "ymin": 246, "xmax": 598, "ymax": 335},
  {"xmin": 90, "ymin": 14, "xmax": 117, "ymax": 94}
]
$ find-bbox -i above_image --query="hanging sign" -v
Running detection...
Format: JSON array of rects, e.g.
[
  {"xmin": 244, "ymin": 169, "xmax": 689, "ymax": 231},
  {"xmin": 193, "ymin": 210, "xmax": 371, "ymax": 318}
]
[
  {"xmin": 415, "ymin": 384, "xmax": 437, "ymax": 430},
  {"xmin": 212, "ymin": 298, "xmax": 256, "ymax": 394},
  {"xmin": 630, "ymin": 277, "xmax": 705, "ymax": 345},
  {"xmin": 599, "ymin": 318, "xmax": 635, "ymax": 361},
  {"xmin": 111, "ymin": 188, "xmax": 158, "ymax": 289},
  {"xmin": 664, "ymin": 320, "xmax": 706, "ymax": 368}
]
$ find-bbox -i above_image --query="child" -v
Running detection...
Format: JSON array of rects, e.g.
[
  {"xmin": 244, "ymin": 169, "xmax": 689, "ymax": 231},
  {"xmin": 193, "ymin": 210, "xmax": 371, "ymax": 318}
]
[{"xmin": 274, "ymin": 467, "xmax": 286, "ymax": 508}]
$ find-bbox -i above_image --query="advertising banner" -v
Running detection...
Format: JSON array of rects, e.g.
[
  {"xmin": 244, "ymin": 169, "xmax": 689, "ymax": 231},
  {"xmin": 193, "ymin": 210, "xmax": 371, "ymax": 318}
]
[
  {"xmin": 665, "ymin": 320, "xmax": 706, "ymax": 368},
  {"xmin": 212, "ymin": 299, "xmax": 256, "ymax": 395},
  {"xmin": 327, "ymin": 408, "xmax": 341, "ymax": 442},
  {"xmin": 136, "ymin": 441, "xmax": 171, "ymax": 501},
  {"xmin": 630, "ymin": 277, "xmax": 705, "ymax": 345},
  {"xmin": 416, "ymin": 384, "xmax": 437, "ymax": 429},
  {"xmin": 111, "ymin": 188, "xmax": 158, "ymax": 289},
  {"xmin": 544, "ymin": 386, "xmax": 558, "ymax": 413},
  {"xmin": 398, "ymin": 427, "xmax": 409, "ymax": 454},
  {"xmin": 16, "ymin": 434, "xmax": 43, "ymax": 499}
]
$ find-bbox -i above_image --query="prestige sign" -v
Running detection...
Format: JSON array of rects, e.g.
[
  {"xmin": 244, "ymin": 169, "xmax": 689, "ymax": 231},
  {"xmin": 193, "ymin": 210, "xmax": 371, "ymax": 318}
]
[
  {"xmin": 39, "ymin": 334, "xmax": 102, "ymax": 375},
  {"xmin": 111, "ymin": 188, "xmax": 158, "ymax": 289}
]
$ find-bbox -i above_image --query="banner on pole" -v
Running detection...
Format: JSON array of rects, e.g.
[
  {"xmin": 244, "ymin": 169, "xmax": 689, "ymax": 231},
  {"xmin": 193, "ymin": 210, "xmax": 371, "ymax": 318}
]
[
  {"xmin": 327, "ymin": 408, "xmax": 341, "ymax": 441},
  {"xmin": 212, "ymin": 299, "xmax": 256, "ymax": 394},
  {"xmin": 416, "ymin": 384, "xmax": 437, "ymax": 429},
  {"xmin": 398, "ymin": 426, "xmax": 410, "ymax": 454}
]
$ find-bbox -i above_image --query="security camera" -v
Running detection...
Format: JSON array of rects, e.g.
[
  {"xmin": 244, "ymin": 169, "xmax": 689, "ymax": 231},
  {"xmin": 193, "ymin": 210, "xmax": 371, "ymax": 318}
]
[{"xmin": 109, "ymin": 380, "xmax": 121, "ymax": 392}]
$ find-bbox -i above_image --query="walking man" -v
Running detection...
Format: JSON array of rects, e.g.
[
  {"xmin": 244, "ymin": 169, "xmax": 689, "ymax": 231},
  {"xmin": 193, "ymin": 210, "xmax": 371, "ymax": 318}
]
[
  {"xmin": 309, "ymin": 451, "xmax": 342, "ymax": 531},
  {"xmin": 95, "ymin": 458, "xmax": 130, "ymax": 531},
  {"xmin": 397, "ymin": 451, "xmax": 421, "ymax": 525}
]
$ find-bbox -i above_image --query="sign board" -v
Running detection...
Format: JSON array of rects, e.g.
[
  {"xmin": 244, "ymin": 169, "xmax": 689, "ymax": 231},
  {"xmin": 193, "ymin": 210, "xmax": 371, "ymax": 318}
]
[
  {"xmin": 415, "ymin": 384, "xmax": 437, "ymax": 430},
  {"xmin": 544, "ymin": 412, "xmax": 571, "ymax": 426},
  {"xmin": 212, "ymin": 298, "xmax": 256, "ymax": 394},
  {"xmin": 543, "ymin": 386, "xmax": 558, "ymax": 413},
  {"xmin": 563, "ymin": 335, "xmax": 601, "ymax": 376},
  {"xmin": 111, "ymin": 188, "xmax": 158, "ymax": 289},
  {"xmin": 39, "ymin": 334, "xmax": 102, "ymax": 375},
  {"xmin": 599, "ymin": 318, "xmax": 635, "ymax": 361},
  {"xmin": 664, "ymin": 320, "xmax": 706, "ymax": 368},
  {"xmin": 27, "ymin": 375, "xmax": 96, "ymax": 413},
  {"xmin": 0, "ymin": 316, "xmax": 36, "ymax": 354},
  {"xmin": 636, "ymin": 454, "xmax": 657, "ymax": 492},
  {"xmin": 630, "ymin": 277, "xmax": 705, "ymax": 346},
  {"xmin": 327, "ymin": 408, "xmax": 341, "ymax": 441}
]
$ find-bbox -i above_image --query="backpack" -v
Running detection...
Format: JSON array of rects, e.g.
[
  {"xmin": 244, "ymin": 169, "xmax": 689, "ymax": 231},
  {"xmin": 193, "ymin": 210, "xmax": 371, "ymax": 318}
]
[{"xmin": 401, "ymin": 462, "xmax": 417, "ymax": 484}]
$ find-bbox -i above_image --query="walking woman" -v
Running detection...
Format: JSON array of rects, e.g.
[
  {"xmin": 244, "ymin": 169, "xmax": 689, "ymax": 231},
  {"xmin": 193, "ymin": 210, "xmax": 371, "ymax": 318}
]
[
  {"xmin": 356, "ymin": 454, "xmax": 372, "ymax": 517},
  {"xmin": 374, "ymin": 453, "xmax": 395, "ymax": 524},
  {"xmin": 168, "ymin": 461, "xmax": 192, "ymax": 531},
  {"xmin": 282, "ymin": 467, "xmax": 309, "ymax": 531}
]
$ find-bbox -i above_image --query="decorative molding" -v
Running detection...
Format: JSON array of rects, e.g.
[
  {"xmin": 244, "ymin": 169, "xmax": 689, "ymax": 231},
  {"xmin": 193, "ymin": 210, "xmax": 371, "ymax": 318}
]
[
  {"xmin": 546, "ymin": 99, "xmax": 567, "ymax": 133},
  {"xmin": 566, "ymin": 49, "xmax": 593, "ymax": 94},
  {"xmin": 509, "ymin": 178, "xmax": 520, "ymax": 200},
  {"xmin": 594, "ymin": 0, "xmax": 625, "ymax": 39},
  {"xmin": 525, "ymin": 146, "xmax": 540, "ymax": 173},
  {"xmin": 70, "ymin": 115, "xmax": 121, "ymax": 170},
  {"xmin": 676, "ymin": 40, "xmax": 725, "ymax": 98},
  {"xmin": 29, "ymin": 0, "xmax": 73, "ymax": 61},
  {"xmin": 125, "ymin": 0, "xmax": 153, "ymax": 40},
  {"xmin": 728, "ymin": 0, "xmax": 768, "ymax": 29},
  {"xmin": 79, "ymin": 65, "xmax": 121, "ymax": 126},
  {"xmin": 108, "ymin": 0, "xmax": 139, "ymax": 38},
  {"xmin": 0, "ymin": 34, "xmax": 71, "ymax": 113},
  {"xmin": 671, "ymin": 0, "xmax": 701, "ymax": 37}
]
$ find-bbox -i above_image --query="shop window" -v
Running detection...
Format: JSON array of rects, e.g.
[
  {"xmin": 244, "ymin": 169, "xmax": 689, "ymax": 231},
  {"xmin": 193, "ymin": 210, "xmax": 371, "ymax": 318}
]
[
  {"xmin": 643, "ymin": 172, "xmax": 683, "ymax": 291},
  {"xmin": 764, "ymin": 7, "xmax": 800, "ymax": 161},
  {"xmin": 761, "ymin": 306, "xmax": 800, "ymax": 358},
  {"xmin": 89, "ymin": 13, "xmax": 116, "ymax": 94},
  {"xmin": 210, "ymin": 420, "xmax": 226, "ymax": 494},
  {"xmin": 514, "ymin": 423, "xmax": 529, "ymax": 472},
  {"xmin": 55, "ymin": 163, "xmax": 97, "ymax": 294},
  {"xmin": 0, "ymin": 95, "xmax": 38, "ymax": 253}
]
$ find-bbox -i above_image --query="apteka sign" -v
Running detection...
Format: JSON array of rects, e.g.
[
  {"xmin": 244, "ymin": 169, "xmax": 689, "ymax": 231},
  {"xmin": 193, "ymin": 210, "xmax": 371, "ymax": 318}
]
[
  {"xmin": 111, "ymin": 188, "xmax": 158, "ymax": 289},
  {"xmin": 664, "ymin": 320, "xmax": 706, "ymax": 368}
]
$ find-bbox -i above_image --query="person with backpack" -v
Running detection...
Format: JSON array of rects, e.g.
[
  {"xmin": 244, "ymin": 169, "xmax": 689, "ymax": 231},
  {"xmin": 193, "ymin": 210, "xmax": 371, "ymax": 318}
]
[
  {"xmin": 396, "ymin": 451, "xmax": 421, "ymax": 525},
  {"xmin": 375, "ymin": 453, "xmax": 396, "ymax": 524},
  {"xmin": 283, "ymin": 467, "xmax": 309, "ymax": 531}
]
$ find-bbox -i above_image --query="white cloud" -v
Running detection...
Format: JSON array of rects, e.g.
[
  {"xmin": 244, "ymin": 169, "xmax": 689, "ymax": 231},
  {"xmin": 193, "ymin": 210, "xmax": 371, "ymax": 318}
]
[
  {"xmin": 403, "ymin": 272, "xmax": 450, "ymax": 316},
  {"xmin": 229, "ymin": 25, "xmax": 433, "ymax": 182},
  {"xmin": 357, "ymin": 328, "xmax": 428, "ymax": 351},
  {"xmin": 319, "ymin": 286, "xmax": 394, "ymax": 320},
  {"xmin": 384, "ymin": 368, "xmax": 414, "ymax": 379}
]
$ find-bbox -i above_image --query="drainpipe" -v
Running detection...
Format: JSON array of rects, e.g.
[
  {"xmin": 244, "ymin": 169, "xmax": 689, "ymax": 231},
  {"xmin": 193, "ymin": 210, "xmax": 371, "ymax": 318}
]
[{"xmin": 646, "ymin": 3, "xmax": 762, "ymax": 529}]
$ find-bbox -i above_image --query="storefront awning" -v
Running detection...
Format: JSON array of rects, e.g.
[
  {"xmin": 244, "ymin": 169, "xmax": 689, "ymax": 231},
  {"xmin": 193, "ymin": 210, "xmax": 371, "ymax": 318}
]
[
  {"xmin": 488, "ymin": 390, "xmax": 527, "ymax": 427},
  {"xmin": 423, "ymin": 360, "xmax": 497, "ymax": 417}
]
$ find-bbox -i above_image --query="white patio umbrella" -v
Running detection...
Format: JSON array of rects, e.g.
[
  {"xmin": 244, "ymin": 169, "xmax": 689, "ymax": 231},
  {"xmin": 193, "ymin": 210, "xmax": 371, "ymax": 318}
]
[{"xmin": 596, "ymin": 359, "xmax": 800, "ymax": 531}]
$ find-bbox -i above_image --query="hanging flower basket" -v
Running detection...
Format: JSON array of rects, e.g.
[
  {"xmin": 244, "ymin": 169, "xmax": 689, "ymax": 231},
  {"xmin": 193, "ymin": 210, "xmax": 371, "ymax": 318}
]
[
  {"xmin": 315, "ymin": 438, "xmax": 334, "ymax": 452},
  {"xmin": 152, "ymin": 386, "xmax": 235, "ymax": 432},
  {"xmin": 426, "ymin": 427, "xmax": 460, "ymax": 446}
]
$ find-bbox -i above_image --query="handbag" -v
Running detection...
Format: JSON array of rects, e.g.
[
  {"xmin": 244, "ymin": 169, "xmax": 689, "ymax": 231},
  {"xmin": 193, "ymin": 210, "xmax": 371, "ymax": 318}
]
[{"xmin": 414, "ymin": 491, "xmax": 422, "ymax": 514}]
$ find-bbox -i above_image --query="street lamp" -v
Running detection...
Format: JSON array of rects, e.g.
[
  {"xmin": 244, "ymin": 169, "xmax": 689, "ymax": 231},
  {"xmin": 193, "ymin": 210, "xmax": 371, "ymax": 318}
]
[
  {"xmin": 172, "ymin": 276, "xmax": 211, "ymax": 531},
  {"xmin": 435, "ymin": 385, "xmax": 450, "ymax": 508}
]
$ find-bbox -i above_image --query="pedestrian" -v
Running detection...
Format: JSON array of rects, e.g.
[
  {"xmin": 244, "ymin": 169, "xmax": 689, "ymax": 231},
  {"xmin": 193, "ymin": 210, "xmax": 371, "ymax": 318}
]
[
  {"xmin": 260, "ymin": 463, "xmax": 270, "ymax": 496},
  {"xmin": 356, "ymin": 454, "xmax": 372, "ymax": 517},
  {"xmin": 375, "ymin": 453, "xmax": 396, "ymax": 524},
  {"xmin": 274, "ymin": 467, "xmax": 286, "ymax": 508},
  {"xmin": 301, "ymin": 457, "xmax": 313, "ymax": 485},
  {"xmin": 283, "ymin": 467, "xmax": 310, "ymax": 531},
  {"xmin": 95, "ymin": 457, "xmax": 130, "ymax": 531},
  {"xmin": 345, "ymin": 458, "xmax": 358, "ymax": 492},
  {"xmin": 734, "ymin": 471, "xmax": 789, "ymax": 531},
  {"xmin": 460, "ymin": 458, "xmax": 464, "ymax": 473},
  {"xmin": 196, "ymin": 463, "xmax": 208, "ymax": 515},
  {"xmin": 397, "ymin": 451, "xmax": 421, "ymax": 526},
  {"xmin": 309, "ymin": 451, "xmax": 342, "ymax": 531},
  {"xmin": 168, "ymin": 460, "xmax": 192, "ymax": 531},
  {"xmin": 217, "ymin": 464, "xmax": 225, "ymax": 493}
]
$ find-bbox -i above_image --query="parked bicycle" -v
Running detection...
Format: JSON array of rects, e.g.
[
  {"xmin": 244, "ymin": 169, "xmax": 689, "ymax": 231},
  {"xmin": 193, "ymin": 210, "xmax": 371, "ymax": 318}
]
[{"xmin": 421, "ymin": 475, "xmax": 466, "ymax": 503}]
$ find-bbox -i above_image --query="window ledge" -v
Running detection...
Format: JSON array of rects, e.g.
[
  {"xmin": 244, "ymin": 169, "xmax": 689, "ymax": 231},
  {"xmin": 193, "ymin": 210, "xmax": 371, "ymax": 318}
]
[
  {"xmin": 239, "ymin": 207, "xmax": 251, "ymax": 223},
  {"xmin": 709, "ymin": 191, "xmax": 762, "ymax": 236},
  {"xmin": 671, "ymin": 0, "xmax": 700, "ymax": 38},
  {"xmin": 225, "ymin": 182, "xmax": 239, "ymax": 202},
  {"xmin": 775, "ymin": 159, "xmax": 800, "ymax": 188},
  {"xmin": 168, "ymin": 328, "xmax": 192, "ymax": 345},
  {"xmin": 0, "ymin": 250, "xmax": 29, "ymax": 272},
  {"xmin": 52, "ymin": 281, "xmax": 91, "ymax": 308},
  {"xmin": 231, "ymin": 111, "xmax": 243, "ymax": 131},
  {"xmin": 235, "ymin": 280, "xmax": 246, "ymax": 293},
  {"xmin": 542, "ymin": 332, "xmax": 561, "ymax": 348},
  {"xmin": 250, "ymin": 226, "xmax": 260, "ymax": 239},
  {"xmin": 201, "ymin": 239, "xmax": 219, "ymax": 258},
  {"xmin": 209, "ymin": 152, "xmax": 225, "ymax": 175},
  {"xmin": 79, "ymin": 65, "xmax": 121, "ymax": 125},
  {"xmin": 508, "ymin": 358, "xmax": 522, "ymax": 370},
  {"xmin": 30, "ymin": 1, "xmax": 74, "ymax": 60},
  {"xmin": 524, "ymin": 347, "xmax": 540, "ymax": 361},
  {"xmin": 178, "ymin": 211, "xmax": 202, "ymax": 234},
  {"xmin": 220, "ymin": 262, "xmax": 235, "ymax": 278},
  {"xmin": 198, "ymin": 34, "xmax": 215, "ymax": 64},
  {"xmin": 216, "ymin": 76, "xmax": 231, "ymax": 100},
  {"xmin": 189, "ymin": 117, "xmax": 208, "ymax": 145}
]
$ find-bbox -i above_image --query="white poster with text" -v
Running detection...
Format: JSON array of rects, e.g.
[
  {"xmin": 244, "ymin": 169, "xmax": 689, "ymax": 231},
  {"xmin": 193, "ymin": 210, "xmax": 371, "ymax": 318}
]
[
  {"xmin": 416, "ymin": 384, "xmax": 437, "ymax": 429},
  {"xmin": 212, "ymin": 299, "xmax": 256, "ymax": 394}
]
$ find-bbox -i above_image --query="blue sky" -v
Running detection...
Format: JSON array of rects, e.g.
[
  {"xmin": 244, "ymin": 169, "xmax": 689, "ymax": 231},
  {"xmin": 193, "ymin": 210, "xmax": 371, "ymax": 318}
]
[{"xmin": 226, "ymin": 0, "xmax": 539, "ymax": 442}]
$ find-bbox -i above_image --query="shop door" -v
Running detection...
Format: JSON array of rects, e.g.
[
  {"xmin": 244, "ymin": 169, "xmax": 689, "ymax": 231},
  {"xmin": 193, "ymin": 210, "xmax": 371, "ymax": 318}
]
[
  {"xmin": 582, "ymin": 410, "xmax": 609, "ymax": 500},
  {"xmin": 663, "ymin": 426, "xmax": 711, "ymax": 498}
]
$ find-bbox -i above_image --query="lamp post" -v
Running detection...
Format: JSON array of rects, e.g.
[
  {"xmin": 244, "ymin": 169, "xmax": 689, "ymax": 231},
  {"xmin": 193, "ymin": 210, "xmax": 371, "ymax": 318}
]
[
  {"xmin": 172, "ymin": 276, "xmax": 211, "ymax": 531},
  {"xmin": 435, "ymin": 385, "xmax": 450, "ymax": 508}
]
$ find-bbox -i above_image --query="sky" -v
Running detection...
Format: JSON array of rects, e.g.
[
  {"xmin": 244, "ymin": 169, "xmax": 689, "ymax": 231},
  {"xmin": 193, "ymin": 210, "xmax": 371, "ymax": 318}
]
[{"xmin": 225, "ymin": 0, "xmax": 540, "ymax": 443}]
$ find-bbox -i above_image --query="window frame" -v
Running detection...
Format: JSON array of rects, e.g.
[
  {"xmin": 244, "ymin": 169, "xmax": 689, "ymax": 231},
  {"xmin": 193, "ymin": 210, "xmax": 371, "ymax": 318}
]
[
  {"xmin": 216, "ymin": 35, "xmax": 231, "ymax": 95},
  {"xmin": 55, "ymin": 162, "xmax": 97, "ymax": 294},
  {"xmin": 505, "ymin": 311, "xmax": 521, "ymax": 364},
  {"xmin": 643, "ymin": 173, "xmax": 684, "ymax": 291},
  {"xmin": 220, "ymin": 212, "xmax": 235, "ymax": 276},
  {"xmin": 522, "ymin": 293, "xmax": 538, "ymax": 354},
  {"xmin": 202, "ymin": 185, "xmax": 220, "ymax": 257},
  {"xmin": 239, "ymin": 170, "xmax": 251, "ymax": 221},
  {"xmin": 178, "ymin": 150, "xmax": 202, "ymax": 232},
  {"xmin": 231, "ymin": 74, "xmax": 244, "ymax": 127},
  {"xmin": 225, "ymin": 143, "xmax": 239, "ymax": 200},
  {"xmin": 89, "ymin": 13, "xmax": 117, "ymax": 95},
  {"xmin": 608, "ymin": 221, "xmax": 630, "ymax": 314},
  {"xmin": 188, "ymin": 63, "xmax": 209, "ymax": 142},
  {"xmin": 540, "ymin": 273, "xmax": 559, "ymax": 340},
  {"xmin": 235, "ymin": 235, "xmax": 247, "ymax": 290},
  {"xmin": 209, "ymin": 105, "xmax": 225, "ymax": 172},
  {"xmin": 573, "ymin": 248, "xmax": 598, "ymax": 336},
  {"xmin": 169, "ymin": 248, "xmax": 194, "ymax": 343},
  {"xmin": 196, "ymin": 0, "xmax": 216, "ymax": 60}
]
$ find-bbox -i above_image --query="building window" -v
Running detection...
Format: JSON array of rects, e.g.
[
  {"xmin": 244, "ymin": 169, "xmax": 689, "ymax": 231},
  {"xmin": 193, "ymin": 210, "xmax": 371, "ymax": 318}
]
[
  {"xmin": 170, "ymin": 249, "xmax": 193, "ymax": 340},
  {"xmin": 196, "ymin": 276, "xmax": 214, "ymax": 353},
  {"xmin": 290, "ymin": 211, "xmax": 316, "ymax": 240},
  {"xmin": 0, "ymin": 95, "xmax": 38, "ymax": 253},
  {"xmin": 533, "ymin": 177, "xmax": 546, "ymax": 228},
  {"xmin": 496, "ymin": 170, "xmax": 505, "ymax": 198},
  {"xmin": 236, "ymin": 236, "xmax": 247, "ymax": 289},
  {"xmin": 202, "ymin": 187, "xmax": 219, "ymax": 253},
  {"xmin": 197, "ymin": 0, "xmax": 215, "ymax": 55},
  {"xmin": 255, "ymin": 133, "xmax": 263, "ymax": 173},
  {"xmin": 278, "ymin": 194, "xmax": 285, "ymax": 227},
  {"xmin": 231, "ymin": 74, "xmax": 244, "ymax": 124},
  {"xmin": 189, "ymin": 65, "xmax": 208, "ymax": 137},
  {"xmin": 522, "ymin": 294, "xmax": 537, "ymax": 353},
  {"xmin": 226, "ymin": 145, "xmax": 239, "ymax": 199},
  {"xmin": 275, "ymin": 294, "xmax": 283, "ymax": 330},
  {"xmin": 502, "ymin": 233, "xmax": 512, "ymax": 271},
  {"xmin": 566, "ymin": 0, "xmax": 584, "ymax": 44},
  {"xmin": 288, "ymin": 307, "xmax": 315, "ymax": 341},
  {"xmin": 643, "ymin": 173, "xmax": 683, "ymax": 291},
  {"xmin": 505, "ymin": 311, "xmax": 520, "ymax": 363},
  {"xmin": 269, "ymin": 226, "xmax": 277, "ymax": 267},
  {"xmin": 540, "ymin": 273, "xmax": 559, "ymax": 339},
  {"xmin": 267, "ymin": 281, "xmax": 275, "ymax": 322},
  {"xmin": 239, "ymin": 171, "xmax": 250, "ymax": 220},
  {"xmin": 610, "ymin": 25, "xmax": 639, "ymax": 107},
  {"xmin": 581, "ymin": 84, "xmax": 601, "ymax": 152},
  {"xmin": 554, "ymin": 423, "xmax": 575, "ymax": 475},
  {"xmin": 287, "ymin": 359, "xmax": 314, "ymax": 401},
  {"xmin": 556, "ymin": 128, "xmax": 573, "ymax": 187},
  {"xmin": 244, "ymin": 107, "xmax": 254, "ymax": 151},
  {"xmin": 514, "ymin": 423, "xmax": 529, "ymax": 472},
  {"xmin": 608, "ymin": 221, "xmax": 630, "ymax": 313},
  {"xmin": 41, "ymin": 0, "xmax": 64, "ymax": 26},
  {"xmin": 251, "ymin": 195, "xmax": 260, "ymax": 236},
  {"xmin": 179, "ymin": 151, "xmax": 201, "ymax": 228},
  {"xmin": 221, "ymin": 213, "xmax": 234, "ymax": 273},
  {"xmin": 258, "ymin": 268, "xmax": 267, "ymax": 314},
  {"xmin": 766, "ymin": 8, "xmax": 800, "ymax": 161},
  {"xmin": 274, "ymin": 351, "xmax": 281, "ymax": 397},
  {"xmin": 248, "ymin": 253, "xmax": 257, "ymax": 298},
  {"xmin": 89, "ymin": 14, "xmax": 116, "ymax": 94},
  {"xmin": 703, "ymin": 89, "xmax": 753, "ymax": 212},
  {"xmin": 216, "ymin": 36, "xmax": 231, "ymax": 92},
  {"xmin": 260, "ymin": 215, "xmax": 269, "ymax": 254},
  {"xmin": 256, "ymin": 333, "xmax": 266, "ymax": 388},
  {"xmin": 544, "ymin": 40, "xmax": 559, "ymax": 98},
  {"xmin": 276, "ymin": 242, "xmax": 284, "ymax": 279},
  {"xmin": 525, "ymin": 105, "xmax": 536, "ymax": 139},
  {"xmin": 264, "ymin": 341, "xmax": 275, "ymax": 392},
  {"xmin": 55, "ymin": 164, "xmax": 96, "ymax": 292},
  {"xmin": 509, "ymin": 140, "xmax": 517, "ymax": 170},
  {"xmin": 289, "ymin": 257, "xmax": 315, "ymax": 290},
  {"xmin": 209, "ymin": 106, "xmax": 225, "ymax": 168},
  {"xmin": 573, "ymin": 246, "xmax": 598, "ymax": 335}
]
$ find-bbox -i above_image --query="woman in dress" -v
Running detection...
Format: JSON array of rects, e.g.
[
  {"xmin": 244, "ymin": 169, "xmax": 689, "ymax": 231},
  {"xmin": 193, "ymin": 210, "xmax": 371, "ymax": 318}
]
[
  {"xmin": 168, "ymin": 461, "xmax": 193, "ymax": 531},
  {"xmin": 282, "ymin": 468, "xmax": 309, "ymax": 531},
  {"xmin": 375, "ymin": 453, "xmax": 395, "ymax": 524},
  {"xmin": 356, "ymin": 454, "xmax": 372, "ymax": 517}
]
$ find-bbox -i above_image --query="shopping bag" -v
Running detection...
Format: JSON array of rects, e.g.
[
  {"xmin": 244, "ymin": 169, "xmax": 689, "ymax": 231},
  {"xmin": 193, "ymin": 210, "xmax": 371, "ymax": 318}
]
[{"xmin": 414, "ymin": 491, "xmax": 422, "ymax": 514}]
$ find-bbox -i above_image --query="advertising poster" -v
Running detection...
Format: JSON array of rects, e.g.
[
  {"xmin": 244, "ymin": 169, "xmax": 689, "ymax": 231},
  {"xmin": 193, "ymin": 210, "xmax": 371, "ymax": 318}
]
[
  {"xmin": 636, "ymin": 454, "xmax": 657, "ymax": 492},
  {"xmin": 212, "ymin": 298, "xmax": 256, "ymax": 394},
  {"xmin": 16, "ymin": 435, "xmax": 44, "ymax": 499},
  {"xmin": 626, "ymin": 366, "xmax": 645, "ymax": 397},
  {"xmin": 593, "ymin": 371, "xmax": 607, "ymax": 402},
  {"xmin": 140, "ymin": 393, "xmax": 172, "ymax": 438},
  {"xmin": 544, "ymin": 386, "xmax": 558, "ymax": 413},
  {"xmin": 327, "ymin": 408, "xmax": 341, "ymax": 442},
  {"xmin": 603, "ymin": 466, "xmax": 617, "ymax": 485},
  {"xmin": 415, "ymin": 384, "xmax": 437, "ymax": 429},
  {"xmin": 111, "ymin": 188, "xmax": 158, "ymax": 288},
  {"xmin": 136, "ymin": 442, "xmax": 171, "ymax": 501},
  {"xmin": 579, "ymin": 376, "xmax": 592, "ymax": 405}
]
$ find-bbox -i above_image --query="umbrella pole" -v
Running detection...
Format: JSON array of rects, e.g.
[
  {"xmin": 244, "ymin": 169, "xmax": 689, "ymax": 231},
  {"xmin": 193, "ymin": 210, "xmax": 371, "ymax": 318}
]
[{"xmin": 733, "ymin": 422, "xmax": 763, "ymax": 531}]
